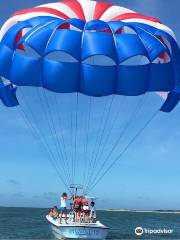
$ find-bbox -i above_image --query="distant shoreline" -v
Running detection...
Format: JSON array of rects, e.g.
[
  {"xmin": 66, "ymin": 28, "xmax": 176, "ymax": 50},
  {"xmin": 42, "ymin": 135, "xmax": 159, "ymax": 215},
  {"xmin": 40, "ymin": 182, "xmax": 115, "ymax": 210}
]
[
  {"xmin": 1, "ymin": 206, "xmax": 180, "ymax": 214},
  {"xmin": 98, "ymin": 209, "xmax": 180, "ymax": 214}
]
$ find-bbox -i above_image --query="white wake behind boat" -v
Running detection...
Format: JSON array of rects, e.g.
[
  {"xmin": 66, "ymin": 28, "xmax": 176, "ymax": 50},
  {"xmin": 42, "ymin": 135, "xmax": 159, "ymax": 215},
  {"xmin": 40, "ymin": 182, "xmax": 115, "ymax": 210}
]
[{"xmin": 46, "ymin": 215, "xmax": 109, "ymax": 239}]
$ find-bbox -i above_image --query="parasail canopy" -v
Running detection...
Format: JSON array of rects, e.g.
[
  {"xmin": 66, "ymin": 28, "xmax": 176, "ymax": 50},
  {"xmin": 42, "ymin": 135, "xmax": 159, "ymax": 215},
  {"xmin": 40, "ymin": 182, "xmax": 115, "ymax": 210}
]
[{"xmin": 0, "ymin": 0, "xmax": 180, "ymax": 193}]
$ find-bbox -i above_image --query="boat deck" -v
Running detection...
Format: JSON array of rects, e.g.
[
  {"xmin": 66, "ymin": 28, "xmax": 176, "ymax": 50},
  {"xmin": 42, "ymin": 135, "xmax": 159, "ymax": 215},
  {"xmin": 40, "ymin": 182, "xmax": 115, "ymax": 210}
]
[{"xmin": 46, "ymin": 215, "xmax": 109, "ymax": 229}]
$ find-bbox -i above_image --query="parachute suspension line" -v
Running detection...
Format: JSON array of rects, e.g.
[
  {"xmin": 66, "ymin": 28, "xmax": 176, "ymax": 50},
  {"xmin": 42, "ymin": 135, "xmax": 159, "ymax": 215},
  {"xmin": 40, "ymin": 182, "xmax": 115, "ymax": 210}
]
[
  {"xmin": 33, "ymin": 87, "xmax": 71, "ymax": 187},
  {"xmin": 18, "ymin": 107, "xmax": 71, "ymax": 191},
  {"xmin": 87, "ymin": 95, "xmax": 126, "ymax": 186},
  {"xmin": 72, "ymin": 92, "xmax": 79, "ymax": 184},
  {"xmin": 36, "ymin": 88, "xmax": 66, "ymax": 176},
  {"xmin": 83, "ymin": 96, "xmax": 110, "ymax": 191},
  {"xmin": 70, "ymin": 94, "xmax": 74, "ymax": 185},
  {"xmin": 85, "ymin": 95, "xmax": 115, "ymax": 191},
  {"xmin": 54, "ymin": 95, "xmax": 72, "ymax": 184},
  {"xmin": 82, "ymin": 96, "xmax": 92, "ymax": 193},
  {"xmin": 88, "ymin": 109, "xmax": 159, "ymax": 193},
  {"xmin": 77, "ymin": 94, "xmax": 88, "ymax": 187},
  {"xmin": 17, "ymin": 89, "xmax": 71, "ymax": 191},
  {"xmin": 40, "ymin": 89, "xmax": 72, "ymax": 186},
  {"xmin": 85, "ymin": 94, "xmax": 147, "ymax": 193}
]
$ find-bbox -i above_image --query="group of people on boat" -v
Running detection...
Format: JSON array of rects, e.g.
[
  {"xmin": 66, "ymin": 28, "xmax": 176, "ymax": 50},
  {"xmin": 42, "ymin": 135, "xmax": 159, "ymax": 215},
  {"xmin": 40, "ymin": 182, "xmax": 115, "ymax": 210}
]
[{"xmin": 48, "ymin": 192, "xmax": 96, "ymax": 224}]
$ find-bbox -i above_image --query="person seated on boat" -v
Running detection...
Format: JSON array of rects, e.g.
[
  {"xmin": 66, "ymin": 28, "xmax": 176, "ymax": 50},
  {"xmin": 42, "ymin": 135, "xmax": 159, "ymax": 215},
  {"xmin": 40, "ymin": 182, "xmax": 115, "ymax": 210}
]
[
  {"xmin": 48, "ymin": 208, "xmax": 54, "ymax": 218},
  {"xmin": 52, "ymin": 206, "xmax": 59, "ymax": 219},
  {"xmin": 73, "ymin": 195, "xmax": 82, "ymax": 222},
  {"xmin": 89, "ymin": 201, "xmax": 96, "ymax": 223},
  {"xmin": 48, "ymin": 206, "xmax": 59, "ymax": 221},
  {"xmin": 59, "ymin": 192, "xmax": 68, "ymax": 224},
  {"xmin": 81, "ymin": 196, "xmax": 90, "ymax": 223}
]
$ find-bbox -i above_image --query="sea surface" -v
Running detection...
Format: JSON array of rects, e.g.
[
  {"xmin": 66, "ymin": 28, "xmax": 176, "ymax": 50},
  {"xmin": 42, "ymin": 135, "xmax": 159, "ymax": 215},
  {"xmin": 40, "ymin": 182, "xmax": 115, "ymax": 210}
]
[{"xmin": 0, "ymin": 207, "xmax": 180, "ymax": 239}]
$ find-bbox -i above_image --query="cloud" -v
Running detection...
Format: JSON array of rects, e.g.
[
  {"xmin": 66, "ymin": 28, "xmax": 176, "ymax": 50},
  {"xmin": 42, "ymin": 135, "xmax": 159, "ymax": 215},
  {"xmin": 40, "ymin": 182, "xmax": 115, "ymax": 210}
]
[
  {"xmin": 32, "ymin": 192, "xmax": 58, "ymax": 200},
  {"xmin": 13, "ymin": 193, "xmax": 24, "ymax": 198},
  {"xmin": 8, "ymin": 179, "xmax": 21, "ymax": 185},
  {"xmin": 43, "ymin": 192, "xmax": 58, "ymax": 200}
]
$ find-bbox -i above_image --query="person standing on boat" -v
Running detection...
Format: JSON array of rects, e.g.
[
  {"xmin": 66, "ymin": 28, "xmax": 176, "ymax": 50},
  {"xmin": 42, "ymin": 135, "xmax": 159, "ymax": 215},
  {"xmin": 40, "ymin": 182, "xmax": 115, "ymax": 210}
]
[
  {"xmin": 73, "ymin": 195, "xmax": 82, "ymax": 222},
  {"xmin": 59, "ymin": 192, "xmax": 68, "ymax": 224},
  {"xmin": 81, "ymin": 196, "xmax": 90, "ymax": 223},
  {"xmin": 90, "ymin": 201, "xmax": 96, "ymax": 222}
]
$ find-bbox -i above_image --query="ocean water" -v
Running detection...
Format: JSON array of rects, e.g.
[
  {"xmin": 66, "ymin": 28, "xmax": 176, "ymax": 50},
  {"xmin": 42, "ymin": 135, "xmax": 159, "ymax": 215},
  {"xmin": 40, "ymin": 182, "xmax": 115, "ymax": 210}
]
[{"xmin": 0, "ymin": 207, "xmax": 180, "ymax": 239}]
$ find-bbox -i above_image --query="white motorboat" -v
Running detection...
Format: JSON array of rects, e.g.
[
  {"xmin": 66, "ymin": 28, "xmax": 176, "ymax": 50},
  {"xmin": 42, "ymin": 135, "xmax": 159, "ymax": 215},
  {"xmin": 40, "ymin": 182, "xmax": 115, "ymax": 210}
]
[{"xmin": 46, "ymin": 215, "xmax": 109, "ymax": 239}]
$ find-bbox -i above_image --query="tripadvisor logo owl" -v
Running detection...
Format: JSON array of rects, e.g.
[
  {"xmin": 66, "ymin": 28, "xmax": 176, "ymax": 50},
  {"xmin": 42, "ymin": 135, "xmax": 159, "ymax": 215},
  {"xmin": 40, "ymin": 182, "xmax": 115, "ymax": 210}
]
[{"xmin": 135, "ymin": 227, "xmax": 144, "ymax": 236}]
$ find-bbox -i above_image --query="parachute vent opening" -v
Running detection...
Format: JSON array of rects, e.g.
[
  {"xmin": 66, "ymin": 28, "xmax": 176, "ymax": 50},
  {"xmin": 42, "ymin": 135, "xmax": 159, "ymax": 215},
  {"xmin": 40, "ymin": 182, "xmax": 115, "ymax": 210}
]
[
  {"xmin": 83, "ymin": 55, "xmax": 116, "ymax": 66},
  {"xmin": 157, "ymin": 35, "xmax": 172, "ymax": 54},
  {"xmin": 152, "ymin": 52, "xmax": 171, "ymax": 64},
  {"xmin": 45, "ymin": 51, "xmax": 78, "ymax": 63},
  {"xmin": 115, "ymin": 26, "xmax": 137, "ymax": 35},
  {"xmin": 58, "ymin": 23, "xmax": 70, "ymax": 30},
  {"xmin": 57, "ymin": 24, "xmax": 82, "ymax": 32},
  {"xmin": 16, "ymin": 44, "xmax": 41, "ymax": 58},
  {"xmin": 85, "ymin": 28, "xmax": 112, "ymax": 34},
  {"xmin": 15, "ymin": 27, "xmax": 33, "ymax": 50},
  {"xmin": 1, "ymin": 77, "xmax": 12, "ymax": 86},
  {"xmin": 120, "ymin": 55, "xmax": 150, "ymax": 66}
]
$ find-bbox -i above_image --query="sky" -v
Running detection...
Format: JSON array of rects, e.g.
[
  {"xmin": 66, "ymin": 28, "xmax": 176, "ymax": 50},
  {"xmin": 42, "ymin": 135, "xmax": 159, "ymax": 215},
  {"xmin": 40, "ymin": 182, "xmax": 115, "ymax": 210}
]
[{"xmin": 0, "ymin": 0, "xmax": 180, "ymax": 210}]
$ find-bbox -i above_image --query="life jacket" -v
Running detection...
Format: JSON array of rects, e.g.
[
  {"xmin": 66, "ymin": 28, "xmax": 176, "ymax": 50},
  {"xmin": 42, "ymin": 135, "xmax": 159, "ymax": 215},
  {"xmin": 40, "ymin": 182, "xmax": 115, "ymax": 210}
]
[
  {"xmin": 82, "ymin": 198, "xmax": 88, "ymax": 206},
  {"xmin": 74, "ymin": 197, "xmax": 81, "ymax": 208}
]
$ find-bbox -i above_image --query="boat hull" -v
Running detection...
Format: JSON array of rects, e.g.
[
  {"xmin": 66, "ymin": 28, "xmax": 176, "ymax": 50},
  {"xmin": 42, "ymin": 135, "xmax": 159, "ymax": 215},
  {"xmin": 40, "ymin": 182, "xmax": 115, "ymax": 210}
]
[
  {"xmin": 46, "ymin": 215, "xmax": 109, "ymax": 239},
  {"xmin": 51, "ymin": 224, "xmax": 108, "ymax": 239}
]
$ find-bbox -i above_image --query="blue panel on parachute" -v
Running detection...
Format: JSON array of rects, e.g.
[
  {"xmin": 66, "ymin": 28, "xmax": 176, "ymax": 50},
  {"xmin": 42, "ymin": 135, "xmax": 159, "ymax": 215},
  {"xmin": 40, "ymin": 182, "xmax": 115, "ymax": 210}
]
[
  {"xmin": 114, "ymin": 34, "xmax": 147, "ymax": 63},
  {"xmin": 107, "ymin": 21, "xmax": 126, "ymax": 33},
  {"xmin": 10, "ymin": 52, "xmax": 42, "ymax": 86},
  {"xmin": 0, "ymin": 43, "xmax": 13, "ymax": 79},
  {"xmin": 1, "ymin": 21, "xmax": 33, "ymax": 49},
  {"xmin": 149, "ymin": 63, "xmax": 174, "ymax": 91},
  {"xmin": 44, "ymin": 30, "xmax": 82, "ymax": 60},
  {"xmin": 20, "ymin": 26, "xmax": 55, "ymax": 56},
  {"xmin": 161, "ymin": 87, "xmax": 180, "ymax": 112},
  {"xmin": 85, "ymin": 20, "xmax": 111, "ymax": 31},
  {"xmin": 0, "ymin": 81, "xmax": 19, "ymax": 107},
  {"xmin": 117, "ymin": 65, "xmax": 149, "ymax": 95},
  {"xmin": 81, "ymin": 64, "xmax": 116, "ymax": 96},
  {"xmin": 135, "ymin": 28, "xmax": 167, "ymax": 61},
  {"xmin": 82, "ymin": 32, "xmax": 117, "ymax": 62},
  {"xmin": 43, "ymin": 59, "xmax": 80, "ymax": 92}
]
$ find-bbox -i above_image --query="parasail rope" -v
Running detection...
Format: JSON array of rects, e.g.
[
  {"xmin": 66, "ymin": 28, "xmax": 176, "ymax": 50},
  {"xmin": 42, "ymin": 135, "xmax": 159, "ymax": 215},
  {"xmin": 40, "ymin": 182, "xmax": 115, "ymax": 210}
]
[
  {"xmin": 85, "ymin": 95, "xmax": 115, "ymax": 189},
  {"xmin": 18, "ymin": 108, "xmax": 71, "ymax": 191},
  {"xmin": 85, "ymin": 94, "xmax": 147, "ymax": 193},
  {"xmin": 54, "ymin": 95, "xmax": 72, "ymax": 183},
  {"xmin": 85, "ymin": 95, "xmax": 126, "ymax": 190},
  {"xmin": 87, "ymin": 109, "xmax": 159, "ymax": 194},
  {"xmin": 82, "ymin": 96, "xmax": 92, "ymax": 193},
  {"xmin": 83, "ymin": 96, "xmax": 110, "ymax": 189},
  {"xmin": 72, "ymin": 92, "xmax": 79, "ymax": 184},
  {"xmin": 40, "ymin": 89, "xmax": 72, "ymax": 186},
  {"xmin": 17, "ymin": 90, "xmax": 71, "ymax": 192},
  {"xmin": 70, "ymin": 94, "xmax": 74, "ymax": 185}
]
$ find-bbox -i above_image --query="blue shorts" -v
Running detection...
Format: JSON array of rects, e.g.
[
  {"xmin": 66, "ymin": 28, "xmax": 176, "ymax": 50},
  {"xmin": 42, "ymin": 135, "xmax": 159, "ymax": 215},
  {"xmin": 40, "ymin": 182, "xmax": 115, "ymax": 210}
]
[{"xmin": 60, "ymin": 207, "xmax": 66, "ymax": 212}]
